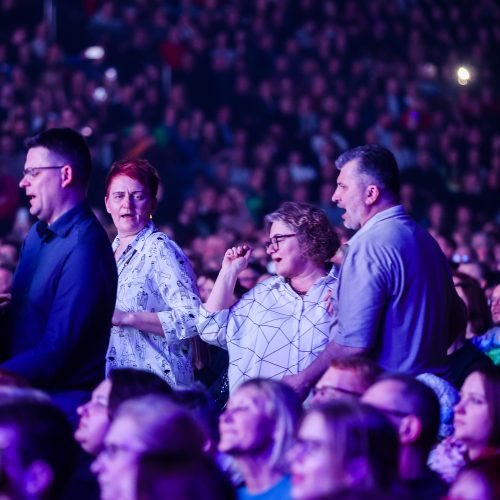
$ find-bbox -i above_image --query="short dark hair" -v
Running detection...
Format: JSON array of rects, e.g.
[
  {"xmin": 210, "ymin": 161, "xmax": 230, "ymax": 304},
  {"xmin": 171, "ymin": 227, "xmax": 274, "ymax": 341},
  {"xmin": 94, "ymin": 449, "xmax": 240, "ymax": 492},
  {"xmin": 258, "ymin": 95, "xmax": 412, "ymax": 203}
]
[
  {"xmin": 264, "ymin": 202, "xmax": 340, "ymax": 265},
  {"xmin": 0, "ymin": 401, "xmax": 77, "ymax": 498},
  {"xmin": 105, "ymin": 158, "xmax": 160, "ymax": 200},
  {"xmin": 377, "ymin": 373, "xmax": 440, "ymax": 453},
  {"xmin": 108, "ymin": 368, "xmax": 173, "ymax": 420},
  {"xmin": 25, "ymin": 128, "xmax": 92, "ymax": 186},
  {"xmin": 115, "ymin": 395, "xmax": 207, "ymax": 455},
  {"xmin": 329, "ymin": 356, "xmax": 384, "ymax": 392},
  {"xmin": 137, "ymin": 452, "xmax": 236, "ymax": 500},
  {"xmin": 335, "ymin": 144, "xmax": 401, "ymax": 201},
  {"xmin": 173, "ymin": 384, "xmax": 220, "ymax": 448}
]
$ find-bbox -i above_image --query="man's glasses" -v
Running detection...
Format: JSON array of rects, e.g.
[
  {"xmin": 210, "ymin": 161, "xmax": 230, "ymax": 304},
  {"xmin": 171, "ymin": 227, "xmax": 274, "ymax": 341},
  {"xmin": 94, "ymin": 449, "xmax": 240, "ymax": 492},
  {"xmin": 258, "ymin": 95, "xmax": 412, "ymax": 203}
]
[
  {"xmin": 264, "ymin": 233, "xmax": 296, "ymax": 251},
  {"xmin": 374, "ymin": 406, "xmax": 411, "ymax": 420},
  {"xmin": 22, "ymin": 165, "xmax": 65, "ymax": 179},
  {"xmin": 311, "ymin": 385, "xmax": 363, "ymax": 399}
]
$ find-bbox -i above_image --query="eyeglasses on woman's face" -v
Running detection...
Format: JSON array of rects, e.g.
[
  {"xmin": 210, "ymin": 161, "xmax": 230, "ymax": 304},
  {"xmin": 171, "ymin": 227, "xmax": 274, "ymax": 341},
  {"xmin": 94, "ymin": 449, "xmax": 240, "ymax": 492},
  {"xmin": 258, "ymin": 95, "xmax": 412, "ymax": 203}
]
[{"xmin": 264, "ymin": 233, "xmax": 297, "ymax": 251}]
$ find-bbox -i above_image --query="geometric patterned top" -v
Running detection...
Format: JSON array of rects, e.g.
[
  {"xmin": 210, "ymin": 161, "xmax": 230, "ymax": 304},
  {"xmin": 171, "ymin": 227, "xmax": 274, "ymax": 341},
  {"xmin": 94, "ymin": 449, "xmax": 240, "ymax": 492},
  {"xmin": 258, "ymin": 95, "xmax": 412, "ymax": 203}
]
[{"xmin": 198, "ymin": 272, "xmax": 338, "ymax": 392}]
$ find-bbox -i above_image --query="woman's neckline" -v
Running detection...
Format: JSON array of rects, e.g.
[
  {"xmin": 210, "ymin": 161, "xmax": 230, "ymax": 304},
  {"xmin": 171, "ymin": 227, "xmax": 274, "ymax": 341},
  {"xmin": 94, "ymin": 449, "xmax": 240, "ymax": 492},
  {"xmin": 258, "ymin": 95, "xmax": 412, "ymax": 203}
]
[{"xmin": 285, "ymin": 278, "xmax": 308, "ymax": 296}]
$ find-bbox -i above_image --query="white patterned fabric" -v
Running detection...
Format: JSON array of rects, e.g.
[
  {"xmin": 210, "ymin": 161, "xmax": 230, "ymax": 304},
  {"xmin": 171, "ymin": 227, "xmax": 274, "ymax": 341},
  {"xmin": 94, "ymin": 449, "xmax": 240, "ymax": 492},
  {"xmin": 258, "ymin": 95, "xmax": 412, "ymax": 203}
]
[
  {"xmin": 197, "ymin": 272, "xmax": 338, "ymax": 392},
  {"xmin": 106, "ymin": 221, "xmax": 200, "ymax": 387}
]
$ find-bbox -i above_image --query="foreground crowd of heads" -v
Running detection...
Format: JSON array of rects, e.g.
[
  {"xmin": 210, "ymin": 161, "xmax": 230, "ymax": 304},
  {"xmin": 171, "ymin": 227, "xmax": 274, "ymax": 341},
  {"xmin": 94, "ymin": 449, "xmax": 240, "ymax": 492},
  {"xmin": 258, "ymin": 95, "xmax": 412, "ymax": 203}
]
[{"xmin": 0, "ymin": 363, "xmax": 499, "ymax": 500}]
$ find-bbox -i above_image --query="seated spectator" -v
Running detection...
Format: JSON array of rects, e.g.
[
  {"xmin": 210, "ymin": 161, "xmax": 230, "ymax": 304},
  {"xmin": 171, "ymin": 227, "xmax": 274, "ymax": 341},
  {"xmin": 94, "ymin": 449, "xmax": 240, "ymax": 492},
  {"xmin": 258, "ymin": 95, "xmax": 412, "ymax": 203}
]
[
  {"xmin": 362, "ymin": 374, "xmax": 448, "ymax": 500},
  {"xmin": 429, "ymin": 366, "xmax": 500, "ymax": 483},
  {"xmin": 289, "ymin": 400, "xmax": 400, "ymax": 499},
  {"xmin": 75, "ymin": 368, "xmax": 173, "ymax": 455},
  {"xmin": 198, "ymin": 202, "xmax": 339, "ymax": 391},
  {"xmin": 311, "ymin": 356, "xmax": 383, "ymax": 404},
  {"xmin": 471, "ymin": 283, "xmax": 500, "ymax": 364},
  {"xmin": 71, "ymin": 369, "xmax": 173, "ymax": 500},
  {"xmin": 0, "ymin": 262, "xmax": 13, "ymax": 293},
  {"xmin": 218, "ymin": 379, "xmax": 301, "ymax": 499},
  {"xmin": 448, "ymin": 456, "xmax": 500, "ymax": 500},
  {"xmin": 234, "ymin": 261, "xmax": 269, "ymax": 298},
  {"xmin": 452, "ymin": 272, "xmax": 491, "ymax": 339},
  {"xmin": 91, "ymin": 395, "xmax": 206, "ymax": 500},
  {"xmin": 196, "ymin": 270, "xmax": 219, "ymax": 302},
  {"xmin": 444, "ymin": 272, "xmax": 495, "ymax": 390},
  {"xmin": 0, "ymin": 240, "xmax": 19, "ymax": 268},
  {"xmin": 136, "ymin": 452, "xmax": 236, "ymax": 500},
  {"xmin": 173, "ymin": 383, "xmax": 221, "ymax": 457},
  {"xmin": 0, "ymin": 400, "xmax": 77, "ymax": 500}
]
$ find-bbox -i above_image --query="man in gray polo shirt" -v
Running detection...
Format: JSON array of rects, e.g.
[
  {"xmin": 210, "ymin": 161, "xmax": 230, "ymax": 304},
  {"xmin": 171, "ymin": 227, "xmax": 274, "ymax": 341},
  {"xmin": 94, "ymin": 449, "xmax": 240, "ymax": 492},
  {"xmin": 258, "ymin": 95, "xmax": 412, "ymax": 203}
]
[{"xmin": 285, "ymin": 144, "xmax": 466, "ymax": 397}]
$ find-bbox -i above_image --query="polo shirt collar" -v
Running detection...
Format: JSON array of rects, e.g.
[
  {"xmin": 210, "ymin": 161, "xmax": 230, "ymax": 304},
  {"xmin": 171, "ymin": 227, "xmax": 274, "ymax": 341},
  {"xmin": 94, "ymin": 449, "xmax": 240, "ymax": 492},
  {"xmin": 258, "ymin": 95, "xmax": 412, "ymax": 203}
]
[
  {"xmin": 347, "ymin": 204, "xmax": 405, "ymax": 245},
  {"xmin": 44, "ymin": 201, "xmax": 90, "ymax": 239}
]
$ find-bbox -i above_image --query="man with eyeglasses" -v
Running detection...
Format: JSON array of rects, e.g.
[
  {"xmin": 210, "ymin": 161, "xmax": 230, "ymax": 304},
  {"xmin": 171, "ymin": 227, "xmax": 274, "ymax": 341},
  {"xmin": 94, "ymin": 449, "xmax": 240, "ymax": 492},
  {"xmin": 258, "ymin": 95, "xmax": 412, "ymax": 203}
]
[
  {"xmin": 0, "ymin": 128, "xmax": 117, "ymax": 426},
  {"xmin": 310, "ymin": 355, "xmax": 382, "ymax": 404},
  {"xmin": 362, "ymin": 374, "xmax": 448, "ymax": 500}
]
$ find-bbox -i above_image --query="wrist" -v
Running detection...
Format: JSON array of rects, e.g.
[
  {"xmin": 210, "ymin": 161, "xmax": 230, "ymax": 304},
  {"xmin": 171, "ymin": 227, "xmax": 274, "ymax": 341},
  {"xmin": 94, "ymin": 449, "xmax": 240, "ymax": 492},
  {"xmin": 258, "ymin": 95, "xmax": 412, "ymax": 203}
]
[
  {"xmin": 120, "ymin": 312, "xmax": 134, "ymax": 327},
  {"xmin": 219, "ymin": 266, "xmax": 240, "ymax": 282}
]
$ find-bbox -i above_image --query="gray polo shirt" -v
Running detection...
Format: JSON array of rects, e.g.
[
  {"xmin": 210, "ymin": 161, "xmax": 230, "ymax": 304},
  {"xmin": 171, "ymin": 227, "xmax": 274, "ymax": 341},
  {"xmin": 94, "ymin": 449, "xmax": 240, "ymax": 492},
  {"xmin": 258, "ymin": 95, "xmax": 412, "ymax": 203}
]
[{"xmin": 335, "ymin": 205, "xmax": 456, "ymax": 375}]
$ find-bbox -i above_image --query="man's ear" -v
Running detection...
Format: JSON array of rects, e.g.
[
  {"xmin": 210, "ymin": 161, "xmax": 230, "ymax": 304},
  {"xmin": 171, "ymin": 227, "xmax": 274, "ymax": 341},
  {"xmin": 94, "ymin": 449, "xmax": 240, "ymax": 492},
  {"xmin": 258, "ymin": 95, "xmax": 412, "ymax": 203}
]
[
  {"xmin": 24, "ymin": 460, "xmax": 54, "ymax": 497},
  {"xmin": 61, "ymin": 165, "xmax": 74, "ymax": 188},
  {"xmin": 399, "ymin": 415, "xmax": 422, "ymax": 445},
  {"xmin": 365, "ymin": 184, "xmax": 380, "ymax": 206}
]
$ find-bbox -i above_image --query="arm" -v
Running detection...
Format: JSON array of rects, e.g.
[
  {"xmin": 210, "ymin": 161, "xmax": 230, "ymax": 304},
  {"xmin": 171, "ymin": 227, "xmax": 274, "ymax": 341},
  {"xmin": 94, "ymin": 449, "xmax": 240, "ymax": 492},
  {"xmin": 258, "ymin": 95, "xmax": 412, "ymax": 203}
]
[
  {"xmin": 204, "ymin": 245, "xmax": 252, "ymax": 312},
  {"xmin": 283, "ymin": 342, "xmax": 368, "ymax": 399},
  {"xmin": 2, "ymin": 240, "xmax": 116, "ymax": 385},
  {"xmin": 149, "ymin": 238, "xmax": 201, "ymax": 341},
  {"xmin": 112, "ymin": 310, "xmax": 163, "ymax": 336}
]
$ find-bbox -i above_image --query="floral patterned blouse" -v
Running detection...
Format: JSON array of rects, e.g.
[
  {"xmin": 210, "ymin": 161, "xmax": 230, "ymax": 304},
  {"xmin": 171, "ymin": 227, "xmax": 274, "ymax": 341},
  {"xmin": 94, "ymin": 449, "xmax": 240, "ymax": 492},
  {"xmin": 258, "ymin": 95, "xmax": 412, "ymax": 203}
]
[
  {"xmin": 105, "ymin": 222, "xmax": 200, "ymax": 387},
  {"xmin": 428, "ymin": 436, "xmax": 468, "ymax": 483}
]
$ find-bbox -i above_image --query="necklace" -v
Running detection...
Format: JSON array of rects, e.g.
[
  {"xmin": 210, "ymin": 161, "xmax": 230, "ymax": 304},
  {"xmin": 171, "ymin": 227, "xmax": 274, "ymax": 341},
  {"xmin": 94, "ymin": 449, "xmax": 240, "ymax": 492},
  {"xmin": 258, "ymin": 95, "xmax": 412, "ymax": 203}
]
[{"xmin": 286, "ymin": 279, "xmax": 308, "ymax": 296}]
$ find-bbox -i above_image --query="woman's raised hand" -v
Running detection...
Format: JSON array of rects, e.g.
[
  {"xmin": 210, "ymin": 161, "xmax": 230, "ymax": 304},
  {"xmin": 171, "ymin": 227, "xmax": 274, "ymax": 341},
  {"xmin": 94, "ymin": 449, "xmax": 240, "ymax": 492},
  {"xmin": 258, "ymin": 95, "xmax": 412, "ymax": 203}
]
[{"xmin": 221, "ymin": 245, "xmax": 253, "ymax": 275}]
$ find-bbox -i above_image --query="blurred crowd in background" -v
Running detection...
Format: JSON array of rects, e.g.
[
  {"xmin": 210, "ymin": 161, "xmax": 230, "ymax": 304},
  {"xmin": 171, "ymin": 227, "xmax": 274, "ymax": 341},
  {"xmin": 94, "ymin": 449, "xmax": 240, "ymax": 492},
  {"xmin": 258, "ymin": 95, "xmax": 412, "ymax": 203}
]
[{"xmin": 0, "ymin": 0, "xmax": 499, "ymax": 287}]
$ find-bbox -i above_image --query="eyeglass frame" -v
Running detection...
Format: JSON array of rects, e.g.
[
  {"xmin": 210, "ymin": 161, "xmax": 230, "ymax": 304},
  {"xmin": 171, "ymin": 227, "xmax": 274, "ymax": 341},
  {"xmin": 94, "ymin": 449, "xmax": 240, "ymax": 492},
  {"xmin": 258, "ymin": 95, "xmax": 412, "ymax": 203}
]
[
  {"xmin": 291, "ymin": 437, "xmax": 330, "ymax": 457},
  {"xmin": 311, "ymin": 384, "xmax": 363, "ymax": 399},
  {"xmin": 22, "ymin": 165, "xmax": 66, "ymax": 179},
  {"xmin": 98, "ymin": 442, "xmax": 144, "ymax": 460},
  {"xmin": 373, "ymin": 405, "xmax": 411, "ymax": 420},
  {"xmin": 264, "ymin": 233, "xmax": 297, "ymax": 251}
]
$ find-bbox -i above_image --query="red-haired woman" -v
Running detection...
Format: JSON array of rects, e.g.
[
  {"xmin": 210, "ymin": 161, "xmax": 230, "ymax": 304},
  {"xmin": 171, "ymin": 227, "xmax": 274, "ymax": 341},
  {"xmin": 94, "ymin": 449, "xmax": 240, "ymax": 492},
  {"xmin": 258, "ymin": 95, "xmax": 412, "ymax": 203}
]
[{"xmin": 103, "ymin": 158, "xmax": 200, "ymax": 387}]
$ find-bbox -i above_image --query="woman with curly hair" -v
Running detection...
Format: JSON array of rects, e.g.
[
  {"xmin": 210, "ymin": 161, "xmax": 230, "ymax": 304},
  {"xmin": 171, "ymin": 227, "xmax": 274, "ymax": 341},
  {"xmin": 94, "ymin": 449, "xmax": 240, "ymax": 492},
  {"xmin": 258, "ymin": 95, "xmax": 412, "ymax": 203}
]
[{"xmin": 197, "ymin": 201, "xmax": 340, "ymax": 392}]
